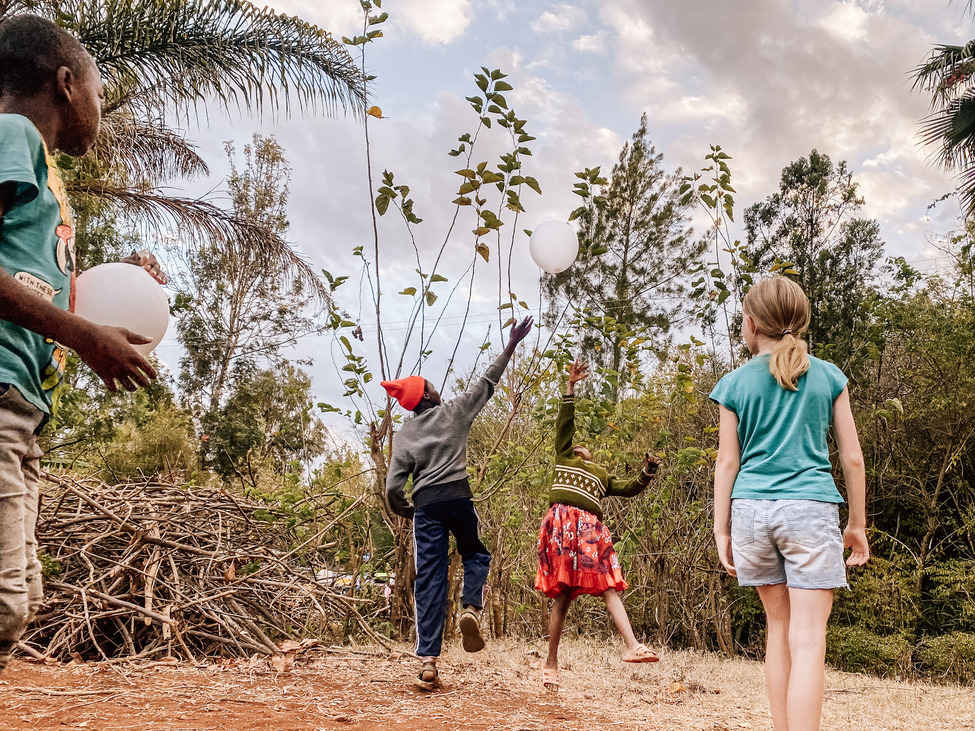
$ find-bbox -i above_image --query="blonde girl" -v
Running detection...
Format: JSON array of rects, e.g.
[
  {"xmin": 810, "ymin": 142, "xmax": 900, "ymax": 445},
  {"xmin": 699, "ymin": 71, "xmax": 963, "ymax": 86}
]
[{"xmin": 710, "ymin": 277, "xmax": 869, "ymax": 731}]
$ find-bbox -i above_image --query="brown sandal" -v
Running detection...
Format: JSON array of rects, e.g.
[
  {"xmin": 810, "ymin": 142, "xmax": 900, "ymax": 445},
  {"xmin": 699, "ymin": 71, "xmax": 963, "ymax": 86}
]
[
  {"xmin": 459, "ymin": 608, "xmax": 485, "ymax": 653},
  {"xmin": 415, "ymin": 661, "xmax": 440, "ymax": 690}
]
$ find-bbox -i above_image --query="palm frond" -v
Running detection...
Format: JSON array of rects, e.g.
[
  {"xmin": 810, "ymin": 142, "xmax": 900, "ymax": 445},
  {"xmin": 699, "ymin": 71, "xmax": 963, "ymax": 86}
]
[
  {"xmin": 0, "ymin": 0, "xmax": 55, "ymax": 22},
  {"xmin": 919, "ymin": 92, "xmax": 975, "ymax": 214},
  {"xmin": 61, "ymin": 0, "xmax": 366, "ymax": 119},
  {"xmin": 67, "ymin": 181, "xmax": 329, "ymax": 302},
  {"xmin": 913, "ymin": 41, "xmax": 975, "ymax": 104},
  {"xmin": 93, "ymin": 110, "xmax": 209, "ymax": 184},
  {"xmin": 920, "ymin": 91, "xmax": 975, "ymax": 162}
]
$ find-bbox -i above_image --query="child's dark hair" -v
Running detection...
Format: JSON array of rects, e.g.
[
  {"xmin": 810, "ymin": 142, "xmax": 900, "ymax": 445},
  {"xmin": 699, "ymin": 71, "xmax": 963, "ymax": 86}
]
[
  {"xmin": 0, "ymin": 14, "xmax": 91, "ymax": 98},
  {"xmin": 743, "ymin": 276, "xmax": 811, "ymax": 390}
]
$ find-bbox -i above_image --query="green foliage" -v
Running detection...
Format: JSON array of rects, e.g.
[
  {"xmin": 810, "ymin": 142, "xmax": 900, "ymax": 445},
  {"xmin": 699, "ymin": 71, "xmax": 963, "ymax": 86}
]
[
  {"xmin": 826, "ymin": 626, "xmax": 913, "ymax": 677},
  {"xmin": 203, "ymin": 362, "xmax": 328, "ymax": 484},
  {"xmin": 913, "ymin": 10, "xmax": 975, "ymax": 215},
  {"xmin": 8, "ymin": 0, "xmax": 364, "ymax": 294},
  {"xmin": 98, "ymin": 405, "xmax": 198, "ymax": 479},
  {"xmin": 680, "ymin": 145, "xmax": 754, "ymax": 369},
  {"xmin": 917, "ymin": 632, "xmax": 975, "ymax": 683},
  {"xmin": 37, "ymin": 552, "xmax": 63, "ymax": 580},
  {"xmin": 43, "ymin": 349, "xmax": 196, "ymax": 480}
]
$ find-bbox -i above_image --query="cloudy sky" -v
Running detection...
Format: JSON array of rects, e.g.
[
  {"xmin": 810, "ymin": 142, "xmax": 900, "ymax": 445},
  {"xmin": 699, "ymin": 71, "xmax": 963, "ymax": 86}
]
[{"xmin": 155, "ymin": 0, "xmax": 971, "ymax": 416}]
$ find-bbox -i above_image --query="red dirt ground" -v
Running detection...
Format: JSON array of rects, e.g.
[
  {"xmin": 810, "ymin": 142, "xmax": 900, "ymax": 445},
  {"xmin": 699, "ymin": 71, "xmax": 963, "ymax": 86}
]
[
  {"xmin": 0, "ymin": 650, "xmax": 653, "ymax": 731},
  {"xmin": 2, "ymin": 640, "xmax": 973, "ymax": 731}
]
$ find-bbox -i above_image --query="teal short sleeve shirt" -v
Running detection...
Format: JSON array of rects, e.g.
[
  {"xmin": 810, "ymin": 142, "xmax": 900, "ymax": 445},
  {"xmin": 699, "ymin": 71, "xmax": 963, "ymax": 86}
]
[
  {"xmin": 709, "ymin": 354, "xmax": 848, "ymax": 503},
  {"xmin": 0, "ymin": 114, "xmax": 76, "ymax": 414}
]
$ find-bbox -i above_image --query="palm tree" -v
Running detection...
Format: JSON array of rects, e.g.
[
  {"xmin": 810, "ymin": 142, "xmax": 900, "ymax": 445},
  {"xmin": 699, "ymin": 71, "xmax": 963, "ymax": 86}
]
[
  {"xmin": 913, "ymin": 4, "xmax": 975, "ymax": 214},
  {"xmin": 2, "ymin": 0, "xmax": 366, "ymax": 295}
]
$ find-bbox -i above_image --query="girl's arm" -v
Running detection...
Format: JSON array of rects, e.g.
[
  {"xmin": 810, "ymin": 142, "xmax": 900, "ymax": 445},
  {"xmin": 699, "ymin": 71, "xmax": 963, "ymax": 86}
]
[
  {"xmin": 606, "ymin": 453, "xmax": 661, "ymax": 497},
  {"xmin": 833, "ymin": 386, "xmax": 870, "ymax": 566},
  {"xmin": 714, "ymin": 405, "xmax": 740, "ymax": 576},
  {"xmin": 555, "ymin": 360, "xmax": 588, "ymax": 457}
]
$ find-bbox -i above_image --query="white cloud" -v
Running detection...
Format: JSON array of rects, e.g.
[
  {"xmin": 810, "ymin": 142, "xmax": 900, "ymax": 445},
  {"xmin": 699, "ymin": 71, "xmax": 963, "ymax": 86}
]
[
  {"xmin": 264, "ymin": 0, "xmax": 362, "ymax": 36},
  {"xmin": 595, "ymin": 0, "xmax": 960, "ymax": 258},
  {"xmin": 818, "ymin": 2, "xmax": 870, "ymax": 43},
  {"xmin": 572, "ymin": 30, "xmax": 608, "ymax": 53},
  {"xmin": 396, "ymin": 0, "xmax": 473, "ymax": 45},
  {"xmin": 530, "ymin": 4, "xmax": 587, "ymax": 33}
]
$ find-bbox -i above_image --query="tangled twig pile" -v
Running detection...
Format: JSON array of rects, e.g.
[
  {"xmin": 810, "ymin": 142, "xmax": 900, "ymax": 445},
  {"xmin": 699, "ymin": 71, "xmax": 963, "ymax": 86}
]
[{"xmin": 22, "ymin": 472, "xmax": 390, "ymax": 662}]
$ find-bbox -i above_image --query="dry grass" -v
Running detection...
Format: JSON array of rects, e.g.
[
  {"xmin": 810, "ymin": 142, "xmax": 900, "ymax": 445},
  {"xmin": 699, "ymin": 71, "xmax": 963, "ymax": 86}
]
[{"xmin": 442, "ymin": 635, "xmax": 975, "ymax": 731}]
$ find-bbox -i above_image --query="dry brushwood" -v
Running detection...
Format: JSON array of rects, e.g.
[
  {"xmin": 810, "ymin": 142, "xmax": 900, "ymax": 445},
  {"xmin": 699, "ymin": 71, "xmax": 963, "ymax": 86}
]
[{"xmin": 21, "ymin": 471, "xmax": 391, "ymax": 663}]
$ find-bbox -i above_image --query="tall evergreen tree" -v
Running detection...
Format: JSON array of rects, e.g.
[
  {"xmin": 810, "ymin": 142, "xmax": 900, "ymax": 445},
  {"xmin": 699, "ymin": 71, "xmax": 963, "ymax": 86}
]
[
  {"xmin": 543, "ymin": 115, "xmax": 704, "ymax": 398},
  {"xmin": 743, "ymin": 150, "xmax": 884, "ymax": 370}
]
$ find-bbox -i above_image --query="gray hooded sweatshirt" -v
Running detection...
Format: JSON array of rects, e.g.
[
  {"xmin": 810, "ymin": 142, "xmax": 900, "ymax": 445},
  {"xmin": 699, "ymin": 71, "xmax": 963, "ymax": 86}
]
[{"xmin": 385, "ymin": 351, "xmax": 512, "ymax": 519}]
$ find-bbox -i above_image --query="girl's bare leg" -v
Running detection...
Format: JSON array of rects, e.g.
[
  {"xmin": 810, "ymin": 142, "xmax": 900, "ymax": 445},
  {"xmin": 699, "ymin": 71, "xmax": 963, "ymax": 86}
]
[
  {"xmin": 545, "ymin": 591, "xmax": 572, "ymax": 672},
  {"xmin": 757, "ymin": 583, "xmax": 791, "ymax": 731},
  {"xmin": 786, "ymin": 587, "xmax": 834, "ymax": 731},
  {"xmin": 603, "ymin": 588, "xmax": 640, "ymax": 652}
]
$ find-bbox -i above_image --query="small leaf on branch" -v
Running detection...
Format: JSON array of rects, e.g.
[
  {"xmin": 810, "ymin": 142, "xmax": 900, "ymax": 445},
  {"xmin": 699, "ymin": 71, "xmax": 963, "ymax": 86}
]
[
  {"xmin": 399, "ymin": 287, "xmax": 417, "ymax": 296},
  {"xmin": 476, "ymin": 243, "xmax": 490, "ymax": 262},
  {"xmin": 425, "ymin": 291, "xmax": 438, "ymax": 306}
]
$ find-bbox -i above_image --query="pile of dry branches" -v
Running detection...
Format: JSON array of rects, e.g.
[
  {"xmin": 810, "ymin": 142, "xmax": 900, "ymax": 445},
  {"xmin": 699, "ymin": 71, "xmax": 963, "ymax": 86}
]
[{"xmin": 22, "ymin": 472, "xmax": 389, "ymax": 663}]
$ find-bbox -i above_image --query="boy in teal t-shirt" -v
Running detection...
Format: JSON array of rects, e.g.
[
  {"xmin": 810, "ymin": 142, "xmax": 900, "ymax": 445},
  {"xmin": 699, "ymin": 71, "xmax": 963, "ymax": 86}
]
[{"xmin": 0, "ymin": 15, "xmax": 165, "ymax": 675}]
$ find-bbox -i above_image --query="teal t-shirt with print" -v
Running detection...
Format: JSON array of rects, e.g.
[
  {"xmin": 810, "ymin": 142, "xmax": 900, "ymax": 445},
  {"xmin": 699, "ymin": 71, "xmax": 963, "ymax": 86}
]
[
  {"xmin": 709, "ymin": 354, "xmax": 848, "ymax": 503},
  {"xmin": 0, "ymin": 114, "xmax": 76, "ymax": 415}
]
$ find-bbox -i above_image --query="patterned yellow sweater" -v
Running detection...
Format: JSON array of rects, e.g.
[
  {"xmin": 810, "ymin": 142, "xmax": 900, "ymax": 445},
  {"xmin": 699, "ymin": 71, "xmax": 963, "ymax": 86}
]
[{"xmin": 548, "ymin": 394, "xmax": 653, "ymax": 519}]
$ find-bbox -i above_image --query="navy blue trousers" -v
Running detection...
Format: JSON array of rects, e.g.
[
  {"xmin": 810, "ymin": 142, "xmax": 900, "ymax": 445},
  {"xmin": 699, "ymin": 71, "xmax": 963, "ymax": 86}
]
[{"xmin": 413, "ymin": 497, "xmax": 491, "ymax": 658}]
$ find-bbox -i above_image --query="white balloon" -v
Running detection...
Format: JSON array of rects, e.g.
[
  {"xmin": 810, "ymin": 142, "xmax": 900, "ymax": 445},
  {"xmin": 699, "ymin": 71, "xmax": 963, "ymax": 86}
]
[
  {"xmin": 74, "ymin": 263, "xmax": 170, "ymax": 356},
  {"xmin": 529, "ymin": 220, "xmax": 578, "ymax": 274}
]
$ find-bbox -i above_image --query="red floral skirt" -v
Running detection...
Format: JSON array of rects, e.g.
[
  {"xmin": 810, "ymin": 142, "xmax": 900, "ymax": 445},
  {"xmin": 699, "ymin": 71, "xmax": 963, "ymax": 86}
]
[{"xmin": 534, "ymin": 503, "xmax": 628, "ymax": 599}]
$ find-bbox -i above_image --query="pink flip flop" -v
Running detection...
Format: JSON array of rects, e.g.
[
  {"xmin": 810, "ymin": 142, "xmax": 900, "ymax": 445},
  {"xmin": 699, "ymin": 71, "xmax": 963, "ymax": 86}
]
[
  {"xmin": 541, "ymin": 666, "xmax": 560, "ymax": 692},
  {"xmin": 623, "ymin": 644, "xmax": 659, "ymax": 663}
]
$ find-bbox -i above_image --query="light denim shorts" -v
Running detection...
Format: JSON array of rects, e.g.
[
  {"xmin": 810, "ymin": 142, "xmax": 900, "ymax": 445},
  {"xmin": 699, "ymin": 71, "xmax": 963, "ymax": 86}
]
[{"xmin": 731, "ymin": 499, "xmax": 848, "ymax": 590}]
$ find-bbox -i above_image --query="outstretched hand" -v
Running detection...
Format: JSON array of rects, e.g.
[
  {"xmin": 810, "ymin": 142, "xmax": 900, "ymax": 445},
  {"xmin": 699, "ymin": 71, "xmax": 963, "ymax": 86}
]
[
  {"xmin": 506, "ymin": 316, "xmax": 534, "ymax": 348},
  {"xmin": 642, "ymin": 451, "xmax": 662, "ymax": 475},
  {"xmin": 565, "ymin": 358, "xmax": 588, "ymax": 396},
  {"xmin": 568, "ymin": 359, "xmax": 589, "ymax": 385}
]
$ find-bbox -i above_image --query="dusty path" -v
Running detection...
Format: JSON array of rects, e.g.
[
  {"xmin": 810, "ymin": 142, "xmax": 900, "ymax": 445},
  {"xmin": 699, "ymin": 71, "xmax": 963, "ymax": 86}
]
[{"xmin": 1, "ymin": 639, "xmax": 973, "ymax": 730}]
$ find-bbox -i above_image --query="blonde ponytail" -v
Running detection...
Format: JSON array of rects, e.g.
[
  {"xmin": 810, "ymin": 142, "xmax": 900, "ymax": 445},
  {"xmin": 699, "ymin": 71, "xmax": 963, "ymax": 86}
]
[
  {"xmin": 769, "ymin": 332, "xmax": 809, "ymax": 391},
  {"xmin": 743, "ymin": 277, "xmax": 812, "ymax": 391}
]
